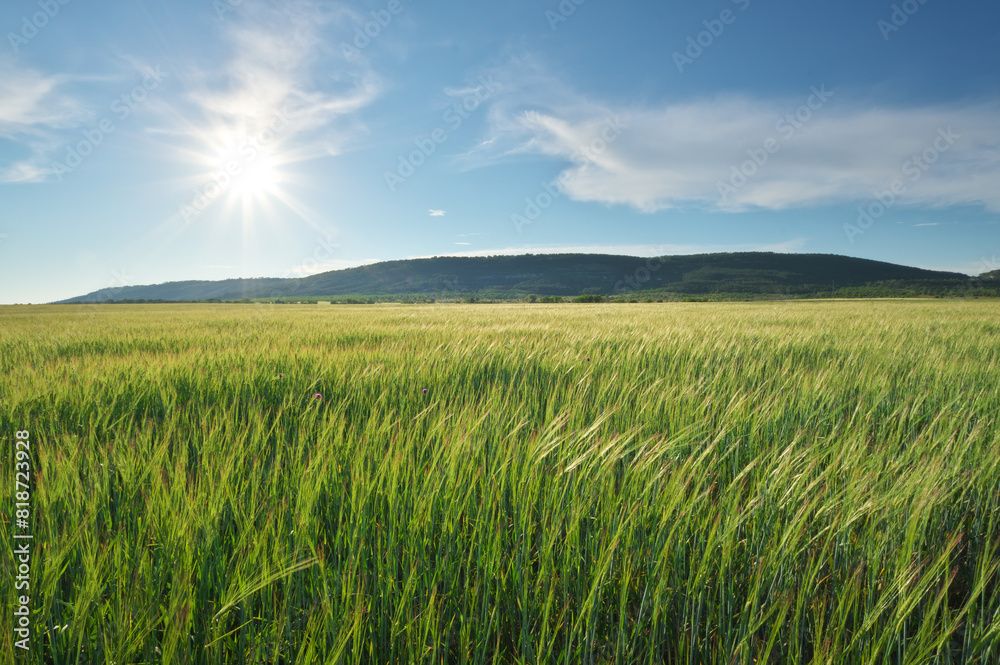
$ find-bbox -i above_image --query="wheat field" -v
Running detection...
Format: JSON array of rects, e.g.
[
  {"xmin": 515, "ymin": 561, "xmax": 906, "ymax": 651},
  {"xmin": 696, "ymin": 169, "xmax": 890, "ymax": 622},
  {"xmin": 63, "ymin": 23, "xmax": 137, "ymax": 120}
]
[{"xmin": 2, "ymin": 301, "xmax": 999, "ymax": 664}]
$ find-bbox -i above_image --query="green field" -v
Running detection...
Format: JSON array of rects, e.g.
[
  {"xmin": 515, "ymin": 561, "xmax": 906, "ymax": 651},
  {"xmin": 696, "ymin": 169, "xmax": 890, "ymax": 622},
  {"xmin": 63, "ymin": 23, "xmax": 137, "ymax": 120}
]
[{"xmin": 2, "ymin": 302, "xmax": 999, "ymax": 664}]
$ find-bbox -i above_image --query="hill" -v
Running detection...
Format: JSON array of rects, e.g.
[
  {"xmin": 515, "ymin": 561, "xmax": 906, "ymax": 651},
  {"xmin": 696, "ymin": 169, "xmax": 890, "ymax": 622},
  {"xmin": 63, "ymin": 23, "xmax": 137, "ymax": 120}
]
[{"xmin": 55, "ymin": 252, "xmax": 986, "ymax": 303}]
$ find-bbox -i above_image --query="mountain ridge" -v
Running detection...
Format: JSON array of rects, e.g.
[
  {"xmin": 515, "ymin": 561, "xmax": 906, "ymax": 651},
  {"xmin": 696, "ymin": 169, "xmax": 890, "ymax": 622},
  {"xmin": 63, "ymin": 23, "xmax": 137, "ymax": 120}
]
[{"xmin": 55, "ymin": 252, "xmax": 988, "ymax": 303}]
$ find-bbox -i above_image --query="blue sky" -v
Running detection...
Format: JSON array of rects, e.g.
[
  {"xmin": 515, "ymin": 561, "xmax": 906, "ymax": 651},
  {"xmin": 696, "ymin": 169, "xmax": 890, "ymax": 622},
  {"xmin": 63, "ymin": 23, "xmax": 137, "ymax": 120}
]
[{"xmin": 1, "ymin": 0, "xmax": 998, "ymax": 303}]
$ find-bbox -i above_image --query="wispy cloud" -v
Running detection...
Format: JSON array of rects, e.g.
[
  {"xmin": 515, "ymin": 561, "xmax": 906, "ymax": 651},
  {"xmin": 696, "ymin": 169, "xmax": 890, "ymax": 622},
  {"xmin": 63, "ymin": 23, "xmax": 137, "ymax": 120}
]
[
  {"xmin": 2, "ymin": 1, "xmax": 383, "ymax": 186},
  {"xmin": 475, "ymin": 64, "xmax": 1000, "ymax": 214},
  {"xmin": 429, "ymin": 209, "xmax": 446, "ymax": 217},
  {"xmin": 152, "ymin": 0, "xmax": 383, "ymax": 196},
  {"xmin": 195, "ymin": 4, "xmax": 378, "ymax": 134},
  {"xmin": 0, "ymin": 59, "xmax": 90, "ymax": 183},
  {"xmin": 0, "ymin": 64, "xmax": 86, "ymax": 128}
]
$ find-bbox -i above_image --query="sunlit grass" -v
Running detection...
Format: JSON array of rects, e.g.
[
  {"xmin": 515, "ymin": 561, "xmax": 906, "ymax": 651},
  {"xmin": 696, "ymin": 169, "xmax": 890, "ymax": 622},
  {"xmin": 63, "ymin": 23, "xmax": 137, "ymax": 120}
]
[{"xmin": 1, "ymin": 301, "xmax": 999, "ymax": 663}]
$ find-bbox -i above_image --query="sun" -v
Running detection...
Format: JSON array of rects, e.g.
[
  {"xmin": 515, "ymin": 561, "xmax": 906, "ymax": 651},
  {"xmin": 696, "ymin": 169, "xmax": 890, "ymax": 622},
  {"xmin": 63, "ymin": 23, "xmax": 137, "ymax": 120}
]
[
  {"xmin": 164, "ymin": 111, "xmax": 327, "ymax": 240},
  {"xmin": 195, "ymin": 121, "xmax": 289, "ymax": 209},
  {"xmin": 230, "ymin": 153, "xmax": 282, "ymax": 201}
]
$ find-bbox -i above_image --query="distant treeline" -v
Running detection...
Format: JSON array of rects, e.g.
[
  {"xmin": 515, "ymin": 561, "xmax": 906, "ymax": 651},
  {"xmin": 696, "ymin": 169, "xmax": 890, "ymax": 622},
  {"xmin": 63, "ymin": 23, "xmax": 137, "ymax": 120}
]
[
  {"xmin": 58, "ymin": 252, "xmax": 996, "ymax": 304},
  {"xmin": 58, "ymin": 281, "xmax": 1000, "ymax": 306}
]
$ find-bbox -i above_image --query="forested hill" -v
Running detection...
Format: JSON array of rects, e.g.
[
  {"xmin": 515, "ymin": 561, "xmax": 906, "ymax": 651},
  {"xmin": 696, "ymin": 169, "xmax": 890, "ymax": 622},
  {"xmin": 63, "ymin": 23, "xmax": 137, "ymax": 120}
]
[{"xmin": 56, "ymin": 252, "xmax": 987, "ymax": 302}]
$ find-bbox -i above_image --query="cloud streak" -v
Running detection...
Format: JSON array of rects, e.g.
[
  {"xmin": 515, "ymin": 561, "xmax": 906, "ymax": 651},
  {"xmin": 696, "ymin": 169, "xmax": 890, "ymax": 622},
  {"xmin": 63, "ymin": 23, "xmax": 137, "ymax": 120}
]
[
  {"xmin": 192, "ymin": 2, "xmax": 379, "ymax": 141},
  {"xmin": 0, "ymin": 60, "xmax": 90, "ymax": 182},
  {"xmin": 165, "ymin": 0, "xmax": 382, "ymax": 173},
  {"xmin": 0, "ymin": 2, "xmax": 384, "ymax": 187},
  {"xmin": 479, "ymin": 78, "xmax": 1000, "ymax": 214}
]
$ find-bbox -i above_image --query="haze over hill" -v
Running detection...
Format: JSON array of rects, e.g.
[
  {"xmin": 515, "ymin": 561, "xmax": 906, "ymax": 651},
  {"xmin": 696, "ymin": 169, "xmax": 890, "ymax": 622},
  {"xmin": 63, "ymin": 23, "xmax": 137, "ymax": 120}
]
[{"xmin": 54, "ymin": 252, "xmax": 992, "ymax": 303}]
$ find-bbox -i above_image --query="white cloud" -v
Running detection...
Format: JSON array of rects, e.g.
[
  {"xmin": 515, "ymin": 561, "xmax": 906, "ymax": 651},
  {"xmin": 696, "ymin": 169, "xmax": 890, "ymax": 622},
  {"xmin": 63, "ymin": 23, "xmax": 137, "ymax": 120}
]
[
  {"xmin": 477, "ymin": 73, "xmax": 1000, "ymax": 214},
  {"xmin": 147, "ymin": 0, "xmax": 383, "ymax": 197},
  {"xmin": 190, "ymin": 4, "xmax": 379, "ymax": 137},
  {"xmin": 0, "ymin": 161, "xmax": 52, "ymax": 184},
  {"xmin": 429, "ymin": 209, "xmax": 446, "ymax": 216},
  {"xmin": 2, "ymin": 1, "xmax": 383, "ymax": 185},
  {"xmin": 0, "ymin": 64, "xmax": 86, "ymax": 129},
  {"xmin": 0, "ymin": 60, "xmax": 90, "ymax": 183}
]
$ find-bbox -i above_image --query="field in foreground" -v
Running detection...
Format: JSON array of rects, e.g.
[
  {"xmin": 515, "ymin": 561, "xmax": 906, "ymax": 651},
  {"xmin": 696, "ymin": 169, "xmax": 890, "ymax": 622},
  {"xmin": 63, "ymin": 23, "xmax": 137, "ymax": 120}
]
[{"xmin": 2, "ymin": 301, "xmax": 999, "ymax": 664}]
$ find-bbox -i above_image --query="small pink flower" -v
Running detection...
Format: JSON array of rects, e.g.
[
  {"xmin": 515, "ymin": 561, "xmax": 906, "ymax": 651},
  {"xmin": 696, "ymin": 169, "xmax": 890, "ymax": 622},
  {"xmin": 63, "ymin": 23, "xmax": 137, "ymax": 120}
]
[
  {"xmin": 313, "ymin": 393, "xmax": 322, "ymax": 399},
  {"xmin": 422, "ymin": 388, "xmax": 428, "ymax": 394},
  {"xmin": 585, "ymin": 357, "xmax": 590, "ymax": 361}
]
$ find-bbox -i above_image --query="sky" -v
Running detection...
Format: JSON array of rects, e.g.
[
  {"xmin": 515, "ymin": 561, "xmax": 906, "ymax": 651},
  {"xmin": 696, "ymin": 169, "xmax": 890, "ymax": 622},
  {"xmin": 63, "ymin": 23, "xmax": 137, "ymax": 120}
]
[{"xmin": 1, "ymin": 0, "xmax": 999, "ymax": 303}]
